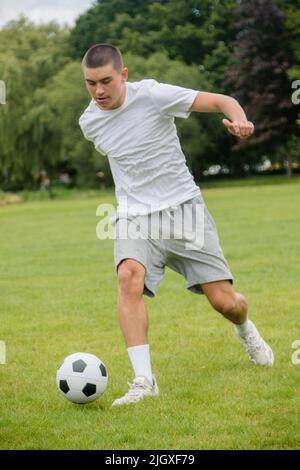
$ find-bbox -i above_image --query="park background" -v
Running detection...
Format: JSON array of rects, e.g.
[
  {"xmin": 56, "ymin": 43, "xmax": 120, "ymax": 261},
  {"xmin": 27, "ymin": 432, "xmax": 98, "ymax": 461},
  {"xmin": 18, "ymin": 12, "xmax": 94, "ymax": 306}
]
[
  {"xmin": 0, "ymin": 0, "xmax": 299, "ymax": 193},
  {"xmin": 0, "ymin": 0, "xmax": 300, "ymax": 450}
]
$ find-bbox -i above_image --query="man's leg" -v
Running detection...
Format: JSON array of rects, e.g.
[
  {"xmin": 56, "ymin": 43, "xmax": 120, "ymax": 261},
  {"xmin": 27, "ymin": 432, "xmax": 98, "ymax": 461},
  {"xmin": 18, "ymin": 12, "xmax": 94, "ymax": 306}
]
[
  {"xmin": 201, "ymin": 280, "xmax": 248, "ymax": 325},
  {"xmin": 112, "ymin": 258, "xmax": 159, "ymax": 407},
  {"xmin": 201, "ymin": 280, "xmax": 274, "ymax": 365},
  {"xmin": 117, "ymin": 258, "xmax": 148, "ymax": 347}
]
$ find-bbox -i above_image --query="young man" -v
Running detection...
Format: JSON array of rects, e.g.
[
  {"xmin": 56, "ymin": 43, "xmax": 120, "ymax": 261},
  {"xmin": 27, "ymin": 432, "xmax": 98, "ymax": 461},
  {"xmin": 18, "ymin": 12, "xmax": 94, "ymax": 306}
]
[{"xmin": 79, "ymin": 44, "xmax": 274, "ymax": 407}]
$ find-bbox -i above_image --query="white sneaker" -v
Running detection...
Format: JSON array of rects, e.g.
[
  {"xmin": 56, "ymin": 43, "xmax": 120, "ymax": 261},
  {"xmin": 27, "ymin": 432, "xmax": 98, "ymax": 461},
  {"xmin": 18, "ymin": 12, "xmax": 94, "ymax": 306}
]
[
  {"xmin": 112, "ymin": 375, "xmax": 159, "ymax": 407},
  {"xmin": 236, "ymin": 320, "xmax": 274, "ymax": 366}
]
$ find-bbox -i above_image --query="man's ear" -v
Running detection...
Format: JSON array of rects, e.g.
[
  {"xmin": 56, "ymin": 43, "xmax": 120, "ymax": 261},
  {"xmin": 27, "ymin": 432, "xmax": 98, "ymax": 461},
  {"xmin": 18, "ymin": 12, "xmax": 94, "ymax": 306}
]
[{"xmin": 121, "ymin": 67, "xmax": 128, "ymax": 82}]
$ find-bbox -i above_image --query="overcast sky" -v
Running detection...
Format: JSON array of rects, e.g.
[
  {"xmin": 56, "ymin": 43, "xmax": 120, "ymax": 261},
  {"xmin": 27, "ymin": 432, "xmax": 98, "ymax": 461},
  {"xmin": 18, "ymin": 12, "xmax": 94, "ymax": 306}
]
[{"xmin": 0, "ymin": 0, "xmax": 95, "ymax": 28}]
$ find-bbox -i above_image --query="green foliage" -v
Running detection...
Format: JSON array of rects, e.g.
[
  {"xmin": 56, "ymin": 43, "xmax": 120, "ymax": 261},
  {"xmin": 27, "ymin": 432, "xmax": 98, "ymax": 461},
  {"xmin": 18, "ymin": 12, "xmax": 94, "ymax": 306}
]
[
  {"xmin": 0, "ymin": 1, "xmax": 299, "ymax": 189},
  {"xmin": 68, "ymin": 0, "xmax": 300, "ymax": 179},
  {"xmin": 38, "ymin": 62, "xmax": 112, "ymax": 188},
  {"xmin": 283, "ymin": 0, "xmax": 300, "ymax": 129},
  {"xmin": 0, "ymin": 18, "xmax": 72, "ymax": 189},
  {"xmin": 225, "ymin": 0, "xmax": 298, "ymax": 158},
  {"xmin": 70, "ymin": 0, "xmax": 237, "ymax": 74}
]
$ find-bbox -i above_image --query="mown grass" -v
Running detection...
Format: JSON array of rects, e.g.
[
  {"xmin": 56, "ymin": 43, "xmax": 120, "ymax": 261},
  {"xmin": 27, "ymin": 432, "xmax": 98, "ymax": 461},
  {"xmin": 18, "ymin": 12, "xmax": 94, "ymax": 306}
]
[{"xmin": 0, "ymin": 180, "xmax": 299, "ymax": 449}]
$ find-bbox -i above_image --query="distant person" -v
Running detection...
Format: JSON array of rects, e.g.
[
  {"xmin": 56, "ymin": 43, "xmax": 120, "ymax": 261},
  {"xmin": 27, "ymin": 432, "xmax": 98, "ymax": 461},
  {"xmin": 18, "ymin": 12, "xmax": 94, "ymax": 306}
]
[
  {"xmin": 38, "ymin": 170, "xmax": 53, "ymax": 199},
  {"xmin": 59, "ymin": 172, "xmax": 72, "ymax": 187},
  {"xmin": 79, "ymin": 44, "xmax": 274, "ymax": 407},
  {"xmin": 96, "ymin": 170, "xmax": 105, "ymax": 190}
]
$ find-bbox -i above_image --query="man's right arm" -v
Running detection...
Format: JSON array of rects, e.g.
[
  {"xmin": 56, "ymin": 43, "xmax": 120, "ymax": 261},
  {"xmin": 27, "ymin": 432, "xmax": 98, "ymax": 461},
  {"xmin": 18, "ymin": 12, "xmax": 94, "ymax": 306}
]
[{"xmin": 189, "ymin": 91, "xmax": 254, "ymax": 139}]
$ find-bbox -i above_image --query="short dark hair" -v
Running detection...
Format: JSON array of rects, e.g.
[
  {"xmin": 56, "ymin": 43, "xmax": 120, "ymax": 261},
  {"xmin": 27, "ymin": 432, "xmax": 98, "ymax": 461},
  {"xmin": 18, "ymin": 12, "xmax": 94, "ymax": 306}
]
[{"xmin": 82, "ymin": 44, "xmax": 123, "ymax": 71}]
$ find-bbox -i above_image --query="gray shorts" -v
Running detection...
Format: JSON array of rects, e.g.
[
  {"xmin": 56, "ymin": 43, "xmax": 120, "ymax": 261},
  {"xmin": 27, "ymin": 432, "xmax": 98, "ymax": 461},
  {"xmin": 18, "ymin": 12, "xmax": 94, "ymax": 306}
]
[{"xmin": 114, "ymin": 195, "xmax": 233, "ymax": 297}]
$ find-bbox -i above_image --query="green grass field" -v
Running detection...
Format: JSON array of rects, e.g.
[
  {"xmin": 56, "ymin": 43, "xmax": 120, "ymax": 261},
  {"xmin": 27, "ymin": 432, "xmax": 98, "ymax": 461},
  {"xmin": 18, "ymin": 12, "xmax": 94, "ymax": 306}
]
[{"xmin": 0, "ymin": 180, "xmax": 300, "ymax": 449}]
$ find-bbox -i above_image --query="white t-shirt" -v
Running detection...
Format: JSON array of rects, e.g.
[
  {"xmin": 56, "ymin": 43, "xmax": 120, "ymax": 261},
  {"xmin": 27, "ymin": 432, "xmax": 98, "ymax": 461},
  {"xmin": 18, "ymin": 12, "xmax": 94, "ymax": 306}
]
[{"xmin": 79, "ymin": 79, "xmax": 201, "ymax": 215}]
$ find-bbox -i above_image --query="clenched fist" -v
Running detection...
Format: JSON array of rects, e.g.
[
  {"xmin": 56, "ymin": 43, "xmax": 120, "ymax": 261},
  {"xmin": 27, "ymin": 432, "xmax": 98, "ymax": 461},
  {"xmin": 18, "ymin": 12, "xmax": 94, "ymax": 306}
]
[{"xmin": 222, "ymin": 118, "xmax": 255, "ymax": 139}]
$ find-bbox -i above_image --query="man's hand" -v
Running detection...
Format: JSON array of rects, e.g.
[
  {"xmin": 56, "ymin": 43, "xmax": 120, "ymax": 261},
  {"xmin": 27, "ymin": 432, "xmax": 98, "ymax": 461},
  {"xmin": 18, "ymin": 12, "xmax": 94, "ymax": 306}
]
[{"xmin": 222, "ymin": 118, "xmax": 255, "ymax": 139}]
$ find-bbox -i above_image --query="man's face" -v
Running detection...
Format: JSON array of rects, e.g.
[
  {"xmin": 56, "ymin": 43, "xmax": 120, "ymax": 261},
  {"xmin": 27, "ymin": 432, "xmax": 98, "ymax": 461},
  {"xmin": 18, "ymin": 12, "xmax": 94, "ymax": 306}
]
[{"xmin": 83, "ymin": 63, "xmax": 128, "ymax": 110}]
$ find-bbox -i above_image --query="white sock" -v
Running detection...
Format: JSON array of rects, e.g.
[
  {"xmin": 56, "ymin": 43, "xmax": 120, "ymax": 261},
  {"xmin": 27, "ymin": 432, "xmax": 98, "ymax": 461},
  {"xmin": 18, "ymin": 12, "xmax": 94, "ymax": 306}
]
[
  {"xmin": 235, "ymin": 319, "xmax": 253, "ymax": 337},
  {"xmin": 127, "ymin": 344, "xmax": 153, "ymax": 384}
]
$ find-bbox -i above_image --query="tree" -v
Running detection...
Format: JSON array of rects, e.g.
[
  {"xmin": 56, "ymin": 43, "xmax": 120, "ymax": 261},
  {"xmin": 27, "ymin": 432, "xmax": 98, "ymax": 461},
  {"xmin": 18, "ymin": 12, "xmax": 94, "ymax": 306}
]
[
  {"xmin": 70, "ymin": 0, "xmax": 237, "ymax": 75},
  {"xmin": 225, "ymin": 0, "xmax": 298, "ymax": 176},
  {"xmin": 0, "ymin": 17, "xmax": 72, "ymax": 189},
  {"xmin": 39, "ymin": 61, "xmax": 112, "ymax": 188}
]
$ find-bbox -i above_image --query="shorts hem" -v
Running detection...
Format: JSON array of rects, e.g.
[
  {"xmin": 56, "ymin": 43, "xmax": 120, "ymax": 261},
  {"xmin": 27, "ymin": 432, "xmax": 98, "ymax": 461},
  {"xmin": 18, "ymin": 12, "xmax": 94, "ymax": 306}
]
[
  {"xmin": 143, "ymin": 283, "xmax": 156, "ymax": 298},
  {"xmin": 115, "ymin": 256, "xmax": 148, "ymax": 274},
  {"xmin": 115, "ymin": 257, "xmax": 156, "ymax": 298},
  {"xmin": 187, "ymin": 276, "xmax": 234, "ymax": 295}
]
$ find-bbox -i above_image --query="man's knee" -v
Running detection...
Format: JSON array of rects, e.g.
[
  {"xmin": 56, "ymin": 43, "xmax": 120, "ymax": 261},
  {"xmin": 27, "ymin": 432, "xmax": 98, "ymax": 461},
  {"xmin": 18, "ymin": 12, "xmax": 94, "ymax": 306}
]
[
  {"xmin": 117, "ymin": 259, "xmax": 145, "ymax": 297},
  {"xmin": 211, "ymin": 293, "xmax": 247, "ymax": 317},
  {"xmin": 212, "ymin": 296, "xmax": 238, "ymax": 316}
]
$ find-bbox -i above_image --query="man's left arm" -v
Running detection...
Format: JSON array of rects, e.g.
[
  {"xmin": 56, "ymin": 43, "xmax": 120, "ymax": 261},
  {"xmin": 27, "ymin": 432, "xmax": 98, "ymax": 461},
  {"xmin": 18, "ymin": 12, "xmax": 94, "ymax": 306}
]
[{"xmin": 189, "ymin": 91, "xmax": 254, "ymax": 139}]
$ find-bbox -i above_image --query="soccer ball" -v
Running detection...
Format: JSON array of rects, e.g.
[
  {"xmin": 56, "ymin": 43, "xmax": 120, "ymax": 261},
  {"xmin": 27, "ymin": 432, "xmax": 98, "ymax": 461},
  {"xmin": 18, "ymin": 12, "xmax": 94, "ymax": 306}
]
[{"xmin": 56, "ymin": 352, "xmax": 108, "ymax": 404}]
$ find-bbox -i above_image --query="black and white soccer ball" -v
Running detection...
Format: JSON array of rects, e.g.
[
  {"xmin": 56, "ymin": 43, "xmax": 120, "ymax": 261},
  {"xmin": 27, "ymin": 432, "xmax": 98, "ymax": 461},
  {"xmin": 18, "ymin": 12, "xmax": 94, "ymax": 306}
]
[{"xmin": 56, "ymin": 352, "xmax": 108, "ymax": 404}]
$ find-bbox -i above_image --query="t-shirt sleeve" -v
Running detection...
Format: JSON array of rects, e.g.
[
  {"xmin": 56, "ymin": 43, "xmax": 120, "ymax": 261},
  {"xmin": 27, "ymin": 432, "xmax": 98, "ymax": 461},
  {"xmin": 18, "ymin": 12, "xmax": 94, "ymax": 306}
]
[
  {"xmin": 79, "ymin": 116, "xmax": 93, "ymax": 142},
  {"xmin": 148, "ymin": 80, "xmax": 198, "ymax": 119},
  {"xmin": 78, "ymin": 101, "xmax": 97, "ymax": 142}
]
